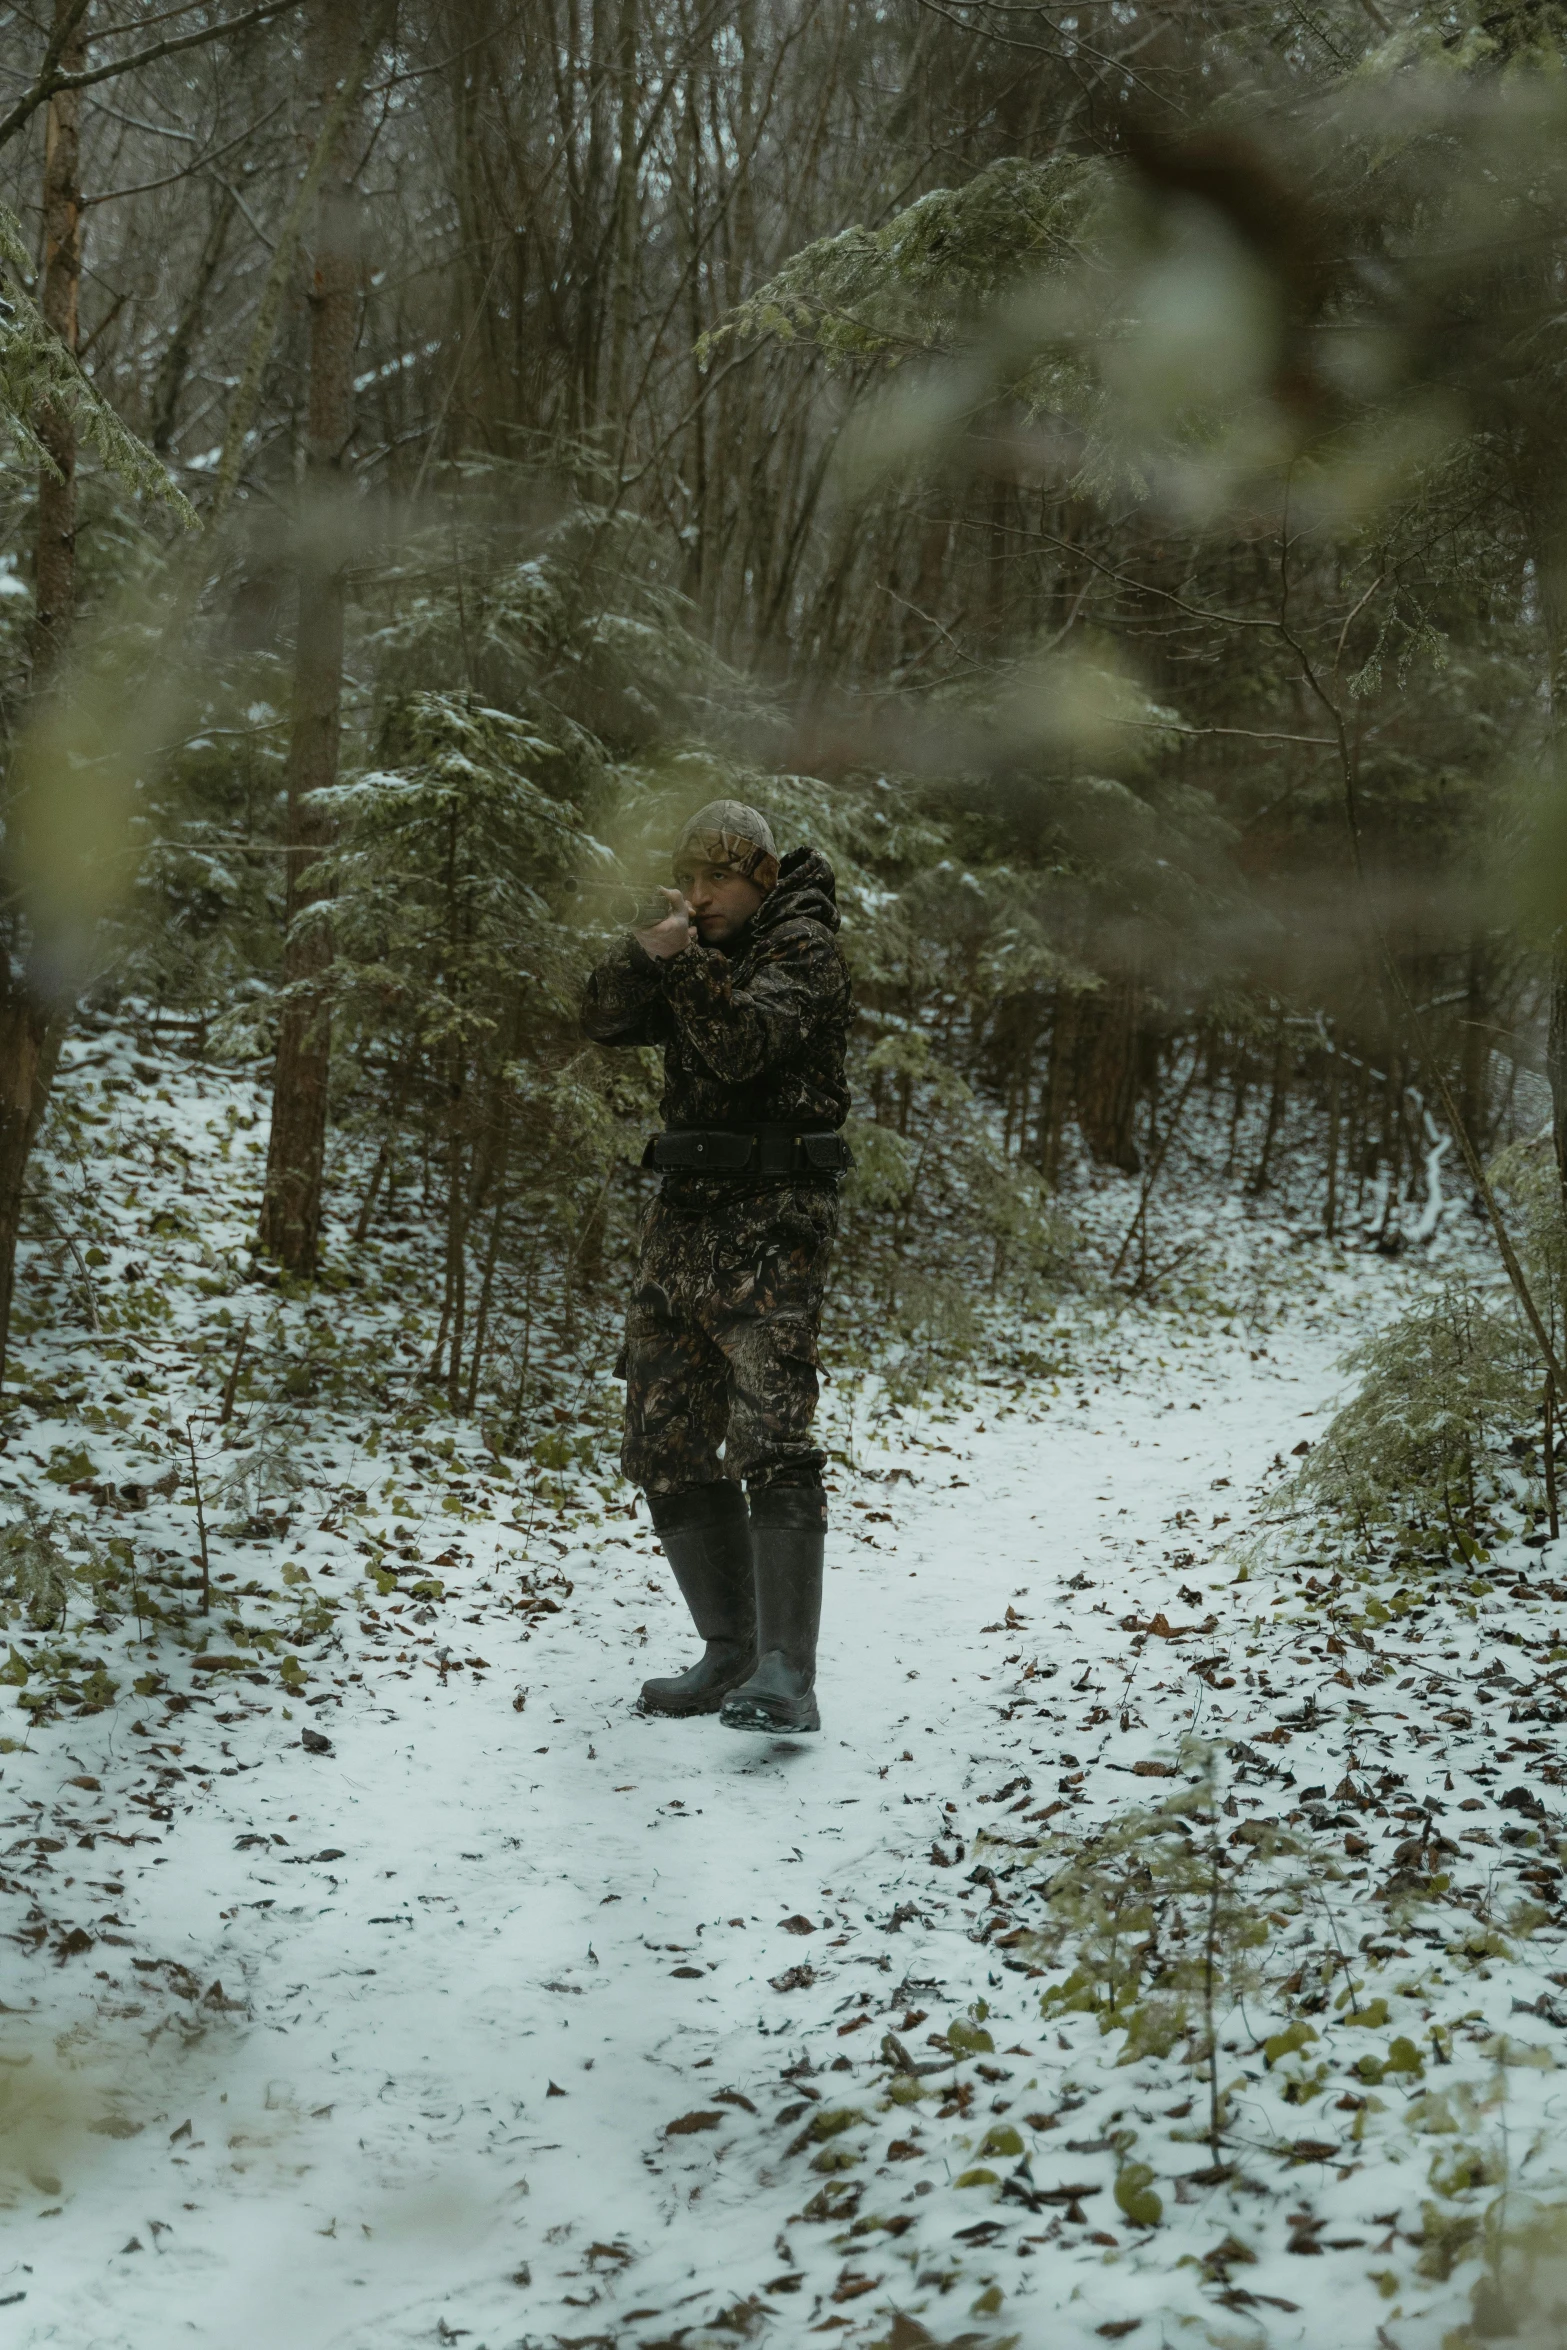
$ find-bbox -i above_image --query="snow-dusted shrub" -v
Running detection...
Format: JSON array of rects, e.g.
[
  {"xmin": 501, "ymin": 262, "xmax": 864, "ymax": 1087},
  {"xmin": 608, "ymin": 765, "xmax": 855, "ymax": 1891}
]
[
  {"xmin": 1019, "ymin": 1758, "xmax": 1286, "ymax": 2164},
  {"xmin": 211, "ymin": 1411, "xmax": 309, "ymax": 1527},
  {"xmin": 1490, "ymin": 1134, "xmax": 1567, "ymax": 1350},
  {"xmin": 1290, "ymin": 1281, "xmax": 1536, "ymax": 1552},
  {"xmin": 0, "ymin": 1503, "xmax": 83, "ymax": 1629},
  {"xmin": 879, "ymin": 1268, "xmax": 983, "ymax": 1404}
]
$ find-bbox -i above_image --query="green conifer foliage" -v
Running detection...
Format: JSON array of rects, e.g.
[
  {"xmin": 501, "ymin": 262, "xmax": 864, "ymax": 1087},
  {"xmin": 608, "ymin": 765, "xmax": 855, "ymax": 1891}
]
[
  {"xmin": 0, "ymin": 203, "xmax": 191, "ymax": 521},
  {"xmin": 708, "ymin": 153, "xmax": 1105, "ymax": 381},
  {"xmin": 1291, "ymin": 1283, "xmax": 1535, "ymax": 1551}
]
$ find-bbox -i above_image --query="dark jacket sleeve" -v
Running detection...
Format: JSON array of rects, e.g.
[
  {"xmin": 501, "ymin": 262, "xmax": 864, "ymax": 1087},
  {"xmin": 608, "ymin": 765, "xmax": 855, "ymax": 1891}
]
[
  {"xmin": 656, "ymin": 919, "xmax": 847, "ymax": 1083},
  {"xmin": 580, "ymin": 934, "xmax": 671, "ymax": 1047}
]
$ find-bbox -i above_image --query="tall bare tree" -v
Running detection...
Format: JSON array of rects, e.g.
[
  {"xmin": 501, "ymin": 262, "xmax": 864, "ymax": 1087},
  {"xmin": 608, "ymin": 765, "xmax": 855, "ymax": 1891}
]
[
  {"xmin": 30, "ymin": 0, "xmax": 87, "ymax": 683},
  {"xmin": 259, "ymin": 0, "xmax": 370, "ymax": 1274},
  {"xmin": 0, "ymin": 0, "xmax": 89, "ymax": 1387}
]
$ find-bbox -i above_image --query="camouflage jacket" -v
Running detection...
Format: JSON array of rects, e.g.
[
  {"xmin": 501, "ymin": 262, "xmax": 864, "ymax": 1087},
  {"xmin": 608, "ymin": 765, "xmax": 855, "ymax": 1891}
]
[{"xmin": 580, "ymin": 845, "xmax": 852, "ymax": 1132}]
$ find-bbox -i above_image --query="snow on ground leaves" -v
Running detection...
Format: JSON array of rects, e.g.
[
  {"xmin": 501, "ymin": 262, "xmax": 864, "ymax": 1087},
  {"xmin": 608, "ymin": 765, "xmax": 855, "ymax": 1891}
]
[{"xmin": 2, "ymin": 1023, "xmax": 1566, "ymax": 2348}]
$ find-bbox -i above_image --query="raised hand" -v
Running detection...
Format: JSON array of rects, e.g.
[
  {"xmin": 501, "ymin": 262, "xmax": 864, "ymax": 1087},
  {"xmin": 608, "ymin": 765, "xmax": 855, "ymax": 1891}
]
[{"xmin": 634, "ymin": 886, "xmax": 693, "ymax": 960}]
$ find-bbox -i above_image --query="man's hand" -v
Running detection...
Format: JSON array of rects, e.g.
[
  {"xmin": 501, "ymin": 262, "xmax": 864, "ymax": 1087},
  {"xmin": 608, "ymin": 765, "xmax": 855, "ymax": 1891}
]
[{"xmin": 634, "ymin": 887, "xmax": 692, "ymax": 961}]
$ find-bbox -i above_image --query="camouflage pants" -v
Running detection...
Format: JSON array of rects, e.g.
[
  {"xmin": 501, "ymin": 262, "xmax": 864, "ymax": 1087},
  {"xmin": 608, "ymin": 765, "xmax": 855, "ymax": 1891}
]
[{"xmin": 619, "ymin": 1178, "xmax": 838, "ymax": 1500}]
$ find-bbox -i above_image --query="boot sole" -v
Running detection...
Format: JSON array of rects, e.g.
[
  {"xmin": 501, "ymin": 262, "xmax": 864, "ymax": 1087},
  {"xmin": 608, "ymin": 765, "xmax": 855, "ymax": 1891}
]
[
  {"xmin": 638, "ymin": 1672, "xmax": 757, "ymax": 1719},
  {"xmin": 720, "ymin": 1700, "xmax": 821, "ymax": 1735}
]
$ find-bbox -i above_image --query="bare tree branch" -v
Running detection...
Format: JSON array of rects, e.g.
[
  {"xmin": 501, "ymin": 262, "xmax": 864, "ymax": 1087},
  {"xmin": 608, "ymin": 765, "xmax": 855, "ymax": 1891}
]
[{"xmin": 0, "ymin": 0, "xmax": 300, "ymax": 155}]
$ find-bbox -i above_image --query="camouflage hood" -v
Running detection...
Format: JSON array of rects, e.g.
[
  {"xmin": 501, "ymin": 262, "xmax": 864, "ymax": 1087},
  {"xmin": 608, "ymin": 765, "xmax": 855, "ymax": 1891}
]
[
  {"xmin": 736, "ymin": 844, "xmax": 840, "ymax": 953},
  {"xmin": 581, "ymin": 844, "xmax": 852, "ymax": 1138}
]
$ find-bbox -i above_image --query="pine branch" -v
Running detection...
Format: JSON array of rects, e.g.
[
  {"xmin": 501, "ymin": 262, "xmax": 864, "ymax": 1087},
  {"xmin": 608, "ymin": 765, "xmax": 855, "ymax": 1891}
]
[{"xmin": 0, "ymin": 200, "xmax": 194, "ymax": 517}]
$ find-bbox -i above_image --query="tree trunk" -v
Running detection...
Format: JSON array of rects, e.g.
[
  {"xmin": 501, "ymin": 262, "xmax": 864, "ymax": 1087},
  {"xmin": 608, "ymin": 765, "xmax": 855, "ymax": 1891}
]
[
  {"xmin": 1040, "ymin": 988, "xmax": 1078, "ymax": 1181},
  {"xmin": 1248, "ymin": 1023, "xmax": 1290, "ymax": 1194},
  {"xmin": 1224, "ymin": 1049, "xmax": 1249, "ymax": 1179},
  {"xmin": 1376, "ymin": 1057, "xmax": 1405, "ymax": 1250},
  {"xmin": 150, "ymin": 181, "xmax": 238, "ymax": 454},
  {"xmin": 1550, "ymin": 951, "xmax": 1567, "ymax": 1223},
  {"xmin": 0, "ymin": 0, "xmax": 87, "ymax": 1387},
  {"xmin": 0, "ymin": 993, "xmax": 65, "ymax": 1392},
  {"xmin": 464, "ymin": 1106, "xmax": 512, "ymax": 1416},
  {"xmin": 604, "ymin": 0, "xmax": 640, "ymax": 432},
  {"xmin": 259, "ymin": 0, "xmax": 367, "ymax": 1274},
  {"xmin": 1519, "ymin": 425, "xmax": 1567, "ymax": 1222},
  {"xmin": 31, "ymin": 0, "xmax": 87, "ymax": 687},
  {"xmin": 1073, "ymin": 976, "xmax": 1142, "ymax": 1172},
  {"xmin": 1323, "ymin": 1047, "xmax": 1341, "ymax": 1238},
  {"xmin": 1457, "ymin": 936, "xmax": 1491, "ymax": 1158}
]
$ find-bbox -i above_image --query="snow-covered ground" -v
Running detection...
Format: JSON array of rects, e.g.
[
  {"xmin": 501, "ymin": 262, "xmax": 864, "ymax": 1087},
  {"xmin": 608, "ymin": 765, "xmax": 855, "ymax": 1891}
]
[{"xmin": 4, "ymin": 1028, "xmax": 1567, "ymax": 2350}]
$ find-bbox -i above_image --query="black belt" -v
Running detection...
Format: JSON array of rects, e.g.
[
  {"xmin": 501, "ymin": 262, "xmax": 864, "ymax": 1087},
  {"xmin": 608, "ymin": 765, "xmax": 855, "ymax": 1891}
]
[{"xmin": 643, "ymin": 1126, "xmax": 854, "ymax": 1178}]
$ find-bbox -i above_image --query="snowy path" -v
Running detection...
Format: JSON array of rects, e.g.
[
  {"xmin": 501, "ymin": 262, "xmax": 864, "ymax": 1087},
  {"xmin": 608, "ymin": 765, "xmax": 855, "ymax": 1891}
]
[
  {"xmin": 7, "ymin": 1126, "xmax": 1567, "ymax": 2350},
  {"xmin": 6, "ymin": 1287, "xmax": 1386, "ymax": 2350}
]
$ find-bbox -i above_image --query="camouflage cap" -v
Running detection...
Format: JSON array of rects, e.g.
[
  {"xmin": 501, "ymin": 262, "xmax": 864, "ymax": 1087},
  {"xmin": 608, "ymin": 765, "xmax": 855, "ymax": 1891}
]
[{"xmin": 672, "ymin": 799, "xmax": 779, "ymax": 891}]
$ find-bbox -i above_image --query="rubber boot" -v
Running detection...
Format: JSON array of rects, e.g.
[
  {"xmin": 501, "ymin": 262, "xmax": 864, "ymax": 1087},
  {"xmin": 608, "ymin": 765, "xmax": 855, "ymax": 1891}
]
[
  {"xmin": 639, "ymin": 1482, "xmax": 756, "ymax": 1717},
  {"xmin": 720, "ymin": 1483, "xmax": 823, "ymax": 1734}
]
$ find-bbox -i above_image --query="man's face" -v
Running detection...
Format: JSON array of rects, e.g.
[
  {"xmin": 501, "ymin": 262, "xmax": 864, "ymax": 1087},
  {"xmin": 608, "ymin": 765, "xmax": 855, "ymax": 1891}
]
[{"xmin": 674, "ymin": 858, "xmax": 766, "ymax": 945}]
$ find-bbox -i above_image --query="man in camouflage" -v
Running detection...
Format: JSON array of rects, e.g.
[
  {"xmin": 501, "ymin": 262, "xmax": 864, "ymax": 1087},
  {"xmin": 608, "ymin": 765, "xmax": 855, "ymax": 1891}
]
[{"xmin": 581, "ymin": 799, "xmax": 852, "ymax": 1733}]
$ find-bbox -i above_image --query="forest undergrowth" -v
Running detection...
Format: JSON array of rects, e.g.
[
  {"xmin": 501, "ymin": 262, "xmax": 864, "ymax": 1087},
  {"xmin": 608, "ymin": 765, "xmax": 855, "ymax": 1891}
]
[
  {"xmin": 14, "ymin": 7, "xmax": 1567, "ymax": 2342},
  {"xmin": 0, "ymin": 983, "xmax": 1472, "ymax": 1743},
  {"xmin": 6, "ymin": 1018, "xmax": 1567, "ymax": 2347}
]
